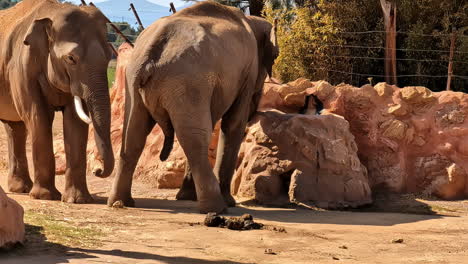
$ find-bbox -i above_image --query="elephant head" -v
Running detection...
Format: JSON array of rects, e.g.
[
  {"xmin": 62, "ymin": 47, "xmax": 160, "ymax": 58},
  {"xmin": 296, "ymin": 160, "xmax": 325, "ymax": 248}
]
[
  {"xmin": 246, "ymin": 16, "xmax": 279, "ymax": 78},
  {"xmin": 23, "ymin": 6, "xmax": 114, "ymax": 177}
]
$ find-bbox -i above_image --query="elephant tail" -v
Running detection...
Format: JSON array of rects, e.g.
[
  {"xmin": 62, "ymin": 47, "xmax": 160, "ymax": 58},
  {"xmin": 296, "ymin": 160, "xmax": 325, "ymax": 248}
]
[
  {"xmin": 158, "ymin": 116, "xmax": 174, "ymax": 161},
  {"xmin": 130, "ymin": 57, "xmax": 174, "ymax": 161}
]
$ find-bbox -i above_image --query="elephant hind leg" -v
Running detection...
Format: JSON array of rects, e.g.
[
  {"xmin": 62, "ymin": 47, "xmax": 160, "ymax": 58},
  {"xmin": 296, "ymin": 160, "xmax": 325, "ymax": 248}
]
[
  {"xmin": 2, "ymin": 120, "xmax": 32, "ymax": 193},
  {"xmin": 171, "ymin": 111, "xmax": 226, "ymax": 214},
  {"xmin": 108, "ymin": 93, "xmax": 155, "ymax": 207}
]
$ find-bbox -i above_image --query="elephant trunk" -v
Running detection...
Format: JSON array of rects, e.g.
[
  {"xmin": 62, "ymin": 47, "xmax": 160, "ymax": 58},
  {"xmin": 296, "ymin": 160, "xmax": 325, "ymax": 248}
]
[{"xmin": 82, "ymin": 77, "xmax": 114, "ymax": 178}]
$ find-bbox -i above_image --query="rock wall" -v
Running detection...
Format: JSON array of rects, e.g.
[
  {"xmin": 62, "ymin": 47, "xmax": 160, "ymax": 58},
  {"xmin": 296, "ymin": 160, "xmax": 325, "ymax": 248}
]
[
  {"xmin": 274, "ymin": 79, "xmax": 468, "ymax": 199},
  {"xmin": 0, "ymin": 186, "xmax": 25, "ymax": 249}
]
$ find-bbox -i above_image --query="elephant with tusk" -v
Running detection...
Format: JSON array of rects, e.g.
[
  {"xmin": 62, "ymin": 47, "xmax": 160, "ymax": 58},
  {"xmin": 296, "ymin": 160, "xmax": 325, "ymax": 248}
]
[
  {"xmin": 0, "ymin": 0, "xmax": 114, "ymax": 203},
  {"xmin": 107, "ymin": 1, "xmax": 278, "ymax": 213}
]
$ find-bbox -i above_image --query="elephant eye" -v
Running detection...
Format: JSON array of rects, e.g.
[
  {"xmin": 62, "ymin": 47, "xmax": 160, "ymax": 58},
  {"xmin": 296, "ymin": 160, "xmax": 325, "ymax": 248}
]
[{"xmin": 64, "ymin": 55, "xmax": 77, "ymax": 65}]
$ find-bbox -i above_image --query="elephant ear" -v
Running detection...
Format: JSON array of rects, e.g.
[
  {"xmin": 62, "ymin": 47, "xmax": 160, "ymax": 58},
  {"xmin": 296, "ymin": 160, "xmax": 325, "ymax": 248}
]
[
  {"xmin": 23, "ymin": 18, "xmax": 53, "ymax": 49},
  {"xmin": 262, "ymin": 20, "xmax": 279, "ymax": 78}
]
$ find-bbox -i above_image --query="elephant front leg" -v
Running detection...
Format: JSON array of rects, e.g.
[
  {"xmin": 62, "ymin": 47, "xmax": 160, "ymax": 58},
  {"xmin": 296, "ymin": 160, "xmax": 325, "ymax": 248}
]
[
  {"xmin": 3, "ymin": 121, "xmax": 32, "ymax": 193},
  {"xmin": 28, "ymin": 111, "xmax": 61, "ymax": 201},
  {"xmin": 61, "ymin": 105, "xmax": 93, "ymax": 203}
]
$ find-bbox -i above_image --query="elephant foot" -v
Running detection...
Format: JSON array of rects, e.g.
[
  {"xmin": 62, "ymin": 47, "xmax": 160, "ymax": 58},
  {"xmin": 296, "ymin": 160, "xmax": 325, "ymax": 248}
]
[
  {"xmin": 8, "ymin": 176, "xmax": 33, "ymax": 193},
  {"xmin": 62, "ymin": 187, "xmax": 94, "ymax": 204},
  {"xmin": 176, "ymin": 187, "xmax": 197, "ymax": 201},
  {"xmin": 198, "ymin": 196, "xmax": 227, "ymax": 214},
  {"xmin": 29, "ymin": 184, "xmax": 61, "ymax": 201},
  {"xmin": 222, "ymin": 192, "xmax": 237, "ymax": 207},
  {"xmin": 107, "ymin": 193, "xmax": 135, "ymax": 208}
]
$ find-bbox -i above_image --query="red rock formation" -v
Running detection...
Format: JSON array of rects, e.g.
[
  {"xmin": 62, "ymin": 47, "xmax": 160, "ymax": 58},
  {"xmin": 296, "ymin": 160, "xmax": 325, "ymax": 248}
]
[
  {"xmin": 0, "ymin": 186, "xmax": 24, "ymax": 249},
  {"xmin": 232, "ymin": 111, "xmax": 372, "ymax": 208},
  {"xmin": 264, "ymin": 79, "xmax": 468, "ymax": 199}
]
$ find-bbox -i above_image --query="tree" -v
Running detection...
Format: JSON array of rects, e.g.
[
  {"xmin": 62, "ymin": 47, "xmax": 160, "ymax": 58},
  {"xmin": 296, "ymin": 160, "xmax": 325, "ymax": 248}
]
[
  {"xmin": 266, "ymin": 0, "xmax": 467, "ymax": 91},
  {"xmin": 184, "ymin": 0, "xmax": 265, "ymax": 16},
  {"xmin": 107, "ymin": 22, "xmax": 142, "ymax": 46}
]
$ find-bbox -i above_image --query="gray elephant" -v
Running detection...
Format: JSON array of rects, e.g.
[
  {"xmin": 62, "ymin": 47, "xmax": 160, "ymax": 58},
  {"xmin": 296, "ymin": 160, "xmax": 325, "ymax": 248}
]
[
  {"xmin": 0, "ymin": 0, "xmax": 114, "ymax": 203},
  {"xmin": 108, "ymin": 1, "xmax": 278, "ymax": 213}
]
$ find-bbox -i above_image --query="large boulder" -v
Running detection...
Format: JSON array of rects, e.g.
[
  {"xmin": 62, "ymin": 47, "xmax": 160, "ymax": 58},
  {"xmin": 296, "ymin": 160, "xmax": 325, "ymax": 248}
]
[
  {"xmin": 0, "ymin": 186, "xmax": 25, "ymax": 249},
  {"xmin": 232, "ymin": 111, "xmax": 372, "ymax": 208}
]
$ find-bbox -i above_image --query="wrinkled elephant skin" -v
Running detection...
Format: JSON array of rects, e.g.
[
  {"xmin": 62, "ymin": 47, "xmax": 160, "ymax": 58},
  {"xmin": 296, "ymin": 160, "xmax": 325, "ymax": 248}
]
[{"xmin": 0, "ymin": 0, "xmax": 114, "ymax": 203}]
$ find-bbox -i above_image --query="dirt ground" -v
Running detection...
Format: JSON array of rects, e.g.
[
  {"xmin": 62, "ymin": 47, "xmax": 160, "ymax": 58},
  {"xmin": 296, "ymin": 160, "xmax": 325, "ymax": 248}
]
[{"xmin": 1, "ymin": 113, "xmax": 468, "ymax": 264}]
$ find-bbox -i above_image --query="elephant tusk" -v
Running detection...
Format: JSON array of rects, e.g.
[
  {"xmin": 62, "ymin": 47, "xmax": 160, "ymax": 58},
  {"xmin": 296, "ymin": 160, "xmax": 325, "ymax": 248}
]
[{"xmin": 74, "ymin": 96, "xmax": 92, "ymax": 124}]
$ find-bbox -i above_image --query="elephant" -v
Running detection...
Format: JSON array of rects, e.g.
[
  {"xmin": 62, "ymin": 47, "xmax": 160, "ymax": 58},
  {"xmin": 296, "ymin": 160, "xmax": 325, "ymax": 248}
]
[
  {"xmin": 0, "ymin": 0, "xmax": 114, "ymax": 203},
  {"xmin": 108, "ymin": 1, "xmax": 278, "ymax": 213}
]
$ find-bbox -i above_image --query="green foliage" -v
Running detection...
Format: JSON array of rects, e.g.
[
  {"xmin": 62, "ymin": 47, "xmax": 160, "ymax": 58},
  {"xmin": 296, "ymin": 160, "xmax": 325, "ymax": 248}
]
[
  {"xmin": 266, "ymin": 0, "xmax": 468, "ymax": 92},
  {"xmin": 107, "ymin": 66, "xmax": 116, "ymax": 88},
  {"xmin": 107, "ymin": 22, "xmax": 141, "ymax": 47}
]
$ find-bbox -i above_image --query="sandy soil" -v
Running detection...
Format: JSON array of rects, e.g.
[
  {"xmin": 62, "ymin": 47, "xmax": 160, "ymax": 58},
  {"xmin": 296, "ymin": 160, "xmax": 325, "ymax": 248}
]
[{"xmin": 0, "ymin": 113, "xmax": 468, "ymax": 264}]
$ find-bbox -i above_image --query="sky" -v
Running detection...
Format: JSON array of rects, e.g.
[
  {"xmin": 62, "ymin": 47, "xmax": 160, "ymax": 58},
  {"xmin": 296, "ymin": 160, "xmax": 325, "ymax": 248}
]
[
  {"xmin": 67, "ymin": 0, "xmax": 193, "ymax": 28},
  {"xmin": 69, "ymin": 0, "xmax": 188, "ymax": 8}
]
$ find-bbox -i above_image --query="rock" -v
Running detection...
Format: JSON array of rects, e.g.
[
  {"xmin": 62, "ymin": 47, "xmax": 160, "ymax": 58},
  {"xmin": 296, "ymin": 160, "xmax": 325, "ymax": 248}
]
[
  {"xmin": 400, "ymin": 86, "xmax": 435, "ymax": 106},
  {"xmin": 232, "ymin": 111, "xmax": 372, "ymax": 209},
  {"xmin": 424, "ymin": 162, "xmax": 467, "ymax": 200},
  {"xmin": 374, "ymin": 82, "xmax": 394, "ymax": 97},
  {"xmin": 380, "ymin": 119, "xmax": 407, "ymax": 140},
  {"xmin": 254, "ymin": 79, "xmax": 468, "ymax": 200},
  {"xmin": 388, "ymin": 104, "xmax": 407, "ymax": 116},
  {"xmin": 259, "ymin": 78, "xmax": 314, "ymax": 113},
  {"xmin": 392, "ymin": 238, "xmax": 404, "ymax": 243},
  {"xmin": 0, "ymin": 186, "xmax": 25, "ymax": 249},
  {"xmin": 315, "ymin": 80, "xmax": 335, "ymax": 99}
]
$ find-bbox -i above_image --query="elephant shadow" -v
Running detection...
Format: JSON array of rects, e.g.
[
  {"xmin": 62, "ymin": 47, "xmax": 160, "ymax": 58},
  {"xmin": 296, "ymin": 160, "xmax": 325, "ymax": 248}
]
[
  {"xmin": 91, "ymin": 193, "xmax": 448, "ymax": 227},
  {"xmin": 1, "ymin": 223, "xmax": 250, "ymax": 264}
]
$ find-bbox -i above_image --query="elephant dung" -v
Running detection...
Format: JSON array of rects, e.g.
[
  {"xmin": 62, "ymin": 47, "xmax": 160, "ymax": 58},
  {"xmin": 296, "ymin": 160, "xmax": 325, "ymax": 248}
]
[
  {"xmin": 0, "ymin": 186, "xmax": 25, "ymax": 249},
  {"xmin": 203, "ymin": 213, "xmax": 263, "ymax": 231},
  {"xmin": 232, "ymin": 111, "xmax": 372, "ymax": 209}
]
